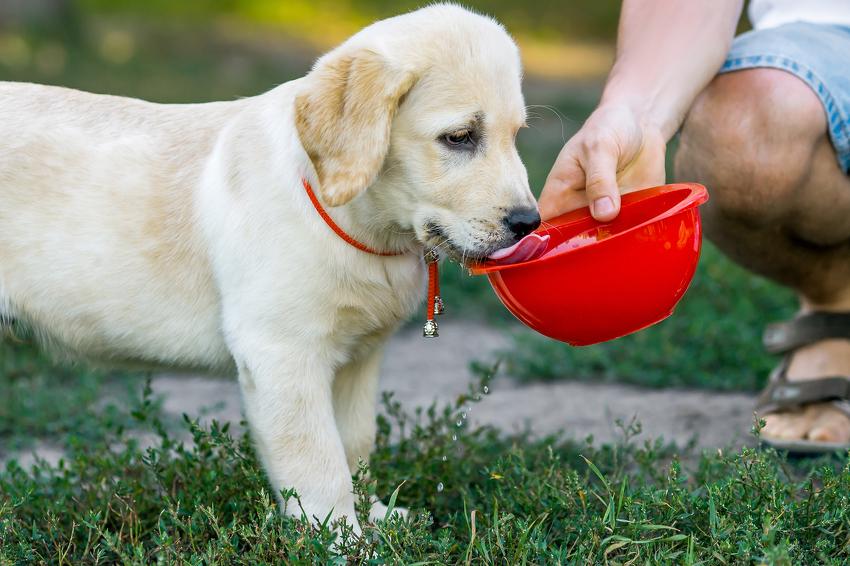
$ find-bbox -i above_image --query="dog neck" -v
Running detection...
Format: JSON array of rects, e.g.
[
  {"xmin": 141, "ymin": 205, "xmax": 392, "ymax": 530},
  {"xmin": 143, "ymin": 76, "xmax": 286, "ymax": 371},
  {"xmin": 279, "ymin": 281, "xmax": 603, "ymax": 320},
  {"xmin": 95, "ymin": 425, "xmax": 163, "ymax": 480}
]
[
  {"xmin": 325, "ymin": 180, "xmax": 420, "ymax": 257},
  {"xmin": 301, "ymin": 177, "xmax": 403, "ymax": 257},
  {"xmin": 301, "ymin": 173, "xmax": 420, "ymax": 257}
]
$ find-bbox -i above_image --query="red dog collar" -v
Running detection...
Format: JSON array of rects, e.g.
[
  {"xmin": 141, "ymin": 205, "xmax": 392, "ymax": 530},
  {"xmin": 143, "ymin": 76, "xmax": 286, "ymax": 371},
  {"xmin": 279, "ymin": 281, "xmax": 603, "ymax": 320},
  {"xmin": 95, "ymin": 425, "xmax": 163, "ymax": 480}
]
[{"xmin": 301, "ymin": 177, "xmax": 444, "ymax": 337}]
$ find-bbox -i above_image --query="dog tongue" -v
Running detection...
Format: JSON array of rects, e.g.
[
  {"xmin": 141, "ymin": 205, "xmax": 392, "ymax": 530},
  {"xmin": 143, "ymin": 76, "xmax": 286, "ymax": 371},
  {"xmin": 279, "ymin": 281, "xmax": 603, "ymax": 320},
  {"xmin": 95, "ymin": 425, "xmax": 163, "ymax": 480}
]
[{"xmin": 488, "ymin": 233, "xmax": 550, "ymax": 265}]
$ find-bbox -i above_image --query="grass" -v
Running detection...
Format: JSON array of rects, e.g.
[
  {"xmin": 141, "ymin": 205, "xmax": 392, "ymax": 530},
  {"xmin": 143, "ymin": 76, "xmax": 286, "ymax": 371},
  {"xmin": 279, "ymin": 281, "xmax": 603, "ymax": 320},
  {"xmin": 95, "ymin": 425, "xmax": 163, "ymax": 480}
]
[
  {"xmin": 0, "ymin": 330, "xmax": 148, "ymax": 454},
  {"xmin": 2, "ymin": 370, "xmax": 850, "ymax": 564}
]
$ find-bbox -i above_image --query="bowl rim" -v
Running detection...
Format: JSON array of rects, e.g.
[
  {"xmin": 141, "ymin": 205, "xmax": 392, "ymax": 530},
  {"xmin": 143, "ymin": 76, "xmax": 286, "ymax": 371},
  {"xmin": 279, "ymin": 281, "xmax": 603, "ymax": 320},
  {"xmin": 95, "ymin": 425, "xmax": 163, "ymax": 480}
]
[{"xmin": 470, "ymin": 182, "xmax": 708, "ymax": 275}]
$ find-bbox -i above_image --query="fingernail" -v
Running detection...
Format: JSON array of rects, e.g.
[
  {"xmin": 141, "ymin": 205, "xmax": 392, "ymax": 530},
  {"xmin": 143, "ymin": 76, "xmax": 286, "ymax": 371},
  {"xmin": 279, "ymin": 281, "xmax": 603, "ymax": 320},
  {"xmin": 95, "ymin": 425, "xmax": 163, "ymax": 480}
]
[{"xmin": 593, "ymin": 197, "xmax": 614, "ymax": 218}]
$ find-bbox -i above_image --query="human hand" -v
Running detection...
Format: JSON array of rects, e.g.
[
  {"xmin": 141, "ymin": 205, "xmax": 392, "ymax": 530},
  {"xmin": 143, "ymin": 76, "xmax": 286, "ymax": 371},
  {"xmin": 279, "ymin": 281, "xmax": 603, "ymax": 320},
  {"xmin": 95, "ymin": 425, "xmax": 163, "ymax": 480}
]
[{"xmin": 537, "ymin": 103, "xmax": 667, "ymax": 222}]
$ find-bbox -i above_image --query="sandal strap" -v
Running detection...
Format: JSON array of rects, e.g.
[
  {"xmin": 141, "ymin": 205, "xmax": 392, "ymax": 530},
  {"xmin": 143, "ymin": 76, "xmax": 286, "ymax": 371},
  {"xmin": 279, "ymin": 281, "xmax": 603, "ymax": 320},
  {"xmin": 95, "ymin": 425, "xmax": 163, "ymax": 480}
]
[
  {"xmin": 757, "ymin": 375, "xmax": 850, "ymax": 413},
  {"xmin": 834, "ymin": 399, "xmax": 850, "ymax": 419},
  {"xmin": 763, "ymin": 312, "xmax": 850, "ymax": 354}
]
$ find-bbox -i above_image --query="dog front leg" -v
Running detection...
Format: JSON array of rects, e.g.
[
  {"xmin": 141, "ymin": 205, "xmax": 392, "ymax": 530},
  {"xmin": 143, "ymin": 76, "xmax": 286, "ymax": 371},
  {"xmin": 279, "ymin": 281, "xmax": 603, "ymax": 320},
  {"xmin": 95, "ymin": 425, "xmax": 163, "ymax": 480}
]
[
  {"xmin": 332, "ymin": 343, "xmax": 387, "ymax": 476},
  {"xmin": 332, "ymin": 342, "xmax": 408, "ymax": 523},
  {"xmin": 237, "ymin": 349, "xmax": 360, "ymax": 534}
]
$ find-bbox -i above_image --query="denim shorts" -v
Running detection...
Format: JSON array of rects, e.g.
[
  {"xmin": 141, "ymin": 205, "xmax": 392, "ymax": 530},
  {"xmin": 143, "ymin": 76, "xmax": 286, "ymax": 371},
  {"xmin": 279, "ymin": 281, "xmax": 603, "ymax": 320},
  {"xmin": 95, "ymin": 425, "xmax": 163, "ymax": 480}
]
[{"xmin": 719, "ymin": 22, "xmax": 850, "ymax": 174}]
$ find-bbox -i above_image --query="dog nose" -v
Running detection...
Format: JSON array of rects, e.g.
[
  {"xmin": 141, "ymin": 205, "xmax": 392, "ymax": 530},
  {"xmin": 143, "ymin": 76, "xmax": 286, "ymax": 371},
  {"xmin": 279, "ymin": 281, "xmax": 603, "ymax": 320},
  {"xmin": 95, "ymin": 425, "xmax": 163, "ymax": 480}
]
[{"xmin": 505, "ymin": 208, "xmax": 541, "ymax": 240}]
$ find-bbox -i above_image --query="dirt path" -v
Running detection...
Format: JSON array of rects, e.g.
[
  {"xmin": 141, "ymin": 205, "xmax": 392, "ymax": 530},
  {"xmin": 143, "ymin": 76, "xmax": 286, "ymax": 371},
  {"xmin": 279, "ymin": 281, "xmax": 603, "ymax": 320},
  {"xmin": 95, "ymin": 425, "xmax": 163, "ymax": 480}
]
[
  {"xmin": 152, "ymin": 319, "xmax": 758, "ymax": 452},
  {"xmin": 7, "ymin": 319, "xmax": 759, "ymax": 468}
]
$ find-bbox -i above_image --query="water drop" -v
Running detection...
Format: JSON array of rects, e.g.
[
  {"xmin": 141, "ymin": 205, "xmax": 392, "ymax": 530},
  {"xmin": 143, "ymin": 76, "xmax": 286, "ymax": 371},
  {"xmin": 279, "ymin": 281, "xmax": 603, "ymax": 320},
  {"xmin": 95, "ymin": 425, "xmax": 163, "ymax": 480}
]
[
  {"xmin": 467, "ymin": 405, "xmax": 472, "ymax": 412},
  {"xmin": 437, "ymin": 482, "xmax": 444, "ymax": 492},
  {"xmin": 442, "ymin": 455, "xmax": 447, "ymax": 461},
  {"xmin": 462, "ymin": 412, "xmax": 467, "ymax": 419},
  {"xmin": 452, "ymin": 434, "xmax": 457, "ymax": 441},
  {"xmin": 456, "ymin": 419, "xmax": 463, "ymax": 427},
  {"xmin": 483, "ymin": 386, "xmax": 489, "ymax": 394}
]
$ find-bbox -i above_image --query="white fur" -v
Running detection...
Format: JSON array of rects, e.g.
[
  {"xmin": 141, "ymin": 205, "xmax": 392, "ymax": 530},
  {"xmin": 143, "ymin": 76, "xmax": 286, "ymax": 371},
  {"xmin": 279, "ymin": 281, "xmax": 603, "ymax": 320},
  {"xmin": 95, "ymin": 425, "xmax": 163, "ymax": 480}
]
[{"xmin": 0, "ymin": 4, "xmax": 534, "ymax": 532}]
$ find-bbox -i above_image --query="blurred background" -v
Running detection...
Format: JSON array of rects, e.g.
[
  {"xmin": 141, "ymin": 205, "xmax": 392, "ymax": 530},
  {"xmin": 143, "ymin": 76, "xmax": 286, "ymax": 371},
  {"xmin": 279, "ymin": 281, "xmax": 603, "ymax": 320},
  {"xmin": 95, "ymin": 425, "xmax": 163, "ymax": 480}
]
[
  {"xmin": 0, "ymin": 0, "xmax": 622, "ymax": 84},
  {"xmin": 1, "ymin": 0, "xmax": 791, "ymax": 454},
  {"xmin": 0, "ymin": 0, "xmax": 754, "ymax": 189},
  {"xmin": 0, "ymin": 0, "xmax": 633, "ymax": 193}
]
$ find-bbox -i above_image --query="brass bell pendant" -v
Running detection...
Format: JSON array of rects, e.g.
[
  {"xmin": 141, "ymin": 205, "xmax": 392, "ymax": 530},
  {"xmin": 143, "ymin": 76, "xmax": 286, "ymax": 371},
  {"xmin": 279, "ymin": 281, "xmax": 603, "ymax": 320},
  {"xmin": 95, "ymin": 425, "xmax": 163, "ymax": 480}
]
[
  {"xmin": 433, "ymin": 296, "xmax": 445, "ymax": 316},
  {"xmin": 423, "ymin": 318, "xmax": 439, "ymax": 337}
]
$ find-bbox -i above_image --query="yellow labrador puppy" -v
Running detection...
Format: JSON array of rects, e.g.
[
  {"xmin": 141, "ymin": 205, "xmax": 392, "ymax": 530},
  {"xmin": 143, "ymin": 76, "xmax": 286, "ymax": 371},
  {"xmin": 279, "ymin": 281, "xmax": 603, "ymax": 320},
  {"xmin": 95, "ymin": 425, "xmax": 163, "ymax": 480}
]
[{"xmin": 0, "ymin": 4, "xmax": 537, "ymax": 532}]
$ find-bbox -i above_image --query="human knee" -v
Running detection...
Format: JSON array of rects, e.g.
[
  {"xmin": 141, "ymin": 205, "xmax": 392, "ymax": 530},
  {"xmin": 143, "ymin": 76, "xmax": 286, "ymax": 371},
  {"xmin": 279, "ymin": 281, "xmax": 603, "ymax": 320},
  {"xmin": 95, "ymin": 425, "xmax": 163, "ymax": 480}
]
[{"xmin": 675, "ymin": 68, "xmax": 827, "ymax": 227}]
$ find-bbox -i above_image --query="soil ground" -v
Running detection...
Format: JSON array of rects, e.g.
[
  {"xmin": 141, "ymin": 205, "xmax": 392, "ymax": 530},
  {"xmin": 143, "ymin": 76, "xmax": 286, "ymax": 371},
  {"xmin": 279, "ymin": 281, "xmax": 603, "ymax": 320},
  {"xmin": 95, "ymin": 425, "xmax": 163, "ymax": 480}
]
[{"xmin": 9, "ymin": 319, "xmax": 759, "ymax": 469}]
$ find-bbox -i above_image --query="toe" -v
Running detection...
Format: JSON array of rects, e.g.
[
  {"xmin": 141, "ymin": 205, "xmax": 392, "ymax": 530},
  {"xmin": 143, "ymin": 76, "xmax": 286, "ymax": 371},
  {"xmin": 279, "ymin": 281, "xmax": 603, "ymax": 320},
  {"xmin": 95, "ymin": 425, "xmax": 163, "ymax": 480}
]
[
  {"xmin": 763, "ymin": 411, "xmax": 808, "ymax": 440},
  {"xmin": 807, "ymin": 405, "xmax": 850, "ymax": 443}
]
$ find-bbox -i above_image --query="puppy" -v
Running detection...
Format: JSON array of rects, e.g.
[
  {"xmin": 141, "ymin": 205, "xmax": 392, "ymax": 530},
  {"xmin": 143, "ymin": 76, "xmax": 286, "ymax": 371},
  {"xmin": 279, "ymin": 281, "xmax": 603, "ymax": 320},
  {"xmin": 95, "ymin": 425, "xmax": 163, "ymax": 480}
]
[{"xmin": 0, "ymin": 4, "xmax": 538, "ymax": 532}]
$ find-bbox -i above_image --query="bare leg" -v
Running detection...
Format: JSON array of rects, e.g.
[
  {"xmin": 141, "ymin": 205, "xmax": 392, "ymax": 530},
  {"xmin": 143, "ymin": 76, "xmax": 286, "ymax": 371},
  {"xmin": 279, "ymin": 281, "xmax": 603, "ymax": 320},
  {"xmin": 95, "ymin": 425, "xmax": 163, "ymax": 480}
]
[{"xmin": 675, "ymin": 68, "xmax": 850, "ymax": 444}]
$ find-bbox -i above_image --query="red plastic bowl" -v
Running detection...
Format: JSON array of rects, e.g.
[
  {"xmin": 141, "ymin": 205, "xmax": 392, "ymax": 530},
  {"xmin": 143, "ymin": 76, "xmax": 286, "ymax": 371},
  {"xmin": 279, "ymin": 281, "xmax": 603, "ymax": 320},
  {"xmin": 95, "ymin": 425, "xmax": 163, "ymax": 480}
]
[{"xmin": 470, "ymin": 183, "xmax": 709, "ymax": 346}]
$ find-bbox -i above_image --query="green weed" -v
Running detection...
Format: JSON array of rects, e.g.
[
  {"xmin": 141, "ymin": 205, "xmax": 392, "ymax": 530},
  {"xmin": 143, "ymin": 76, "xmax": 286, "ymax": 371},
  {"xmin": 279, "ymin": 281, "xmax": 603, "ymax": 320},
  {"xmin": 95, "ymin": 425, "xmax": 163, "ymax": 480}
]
[
  {"xmin": 0, "ymin": 329, "xmax": 146, "ymax": 454},
  {"xmin": 2, "ymin": 369, "xmax": 849, "ymax": 564}
]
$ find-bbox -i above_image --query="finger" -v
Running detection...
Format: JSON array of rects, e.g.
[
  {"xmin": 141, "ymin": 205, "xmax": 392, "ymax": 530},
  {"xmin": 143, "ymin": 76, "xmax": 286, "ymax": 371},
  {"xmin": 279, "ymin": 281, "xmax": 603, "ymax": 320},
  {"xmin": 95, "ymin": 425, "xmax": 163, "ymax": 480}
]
[
  {"xmin": 538, "ymin": 179, "xmax": 591, "ymax": 221},
  {"xmin": 582, "ymin": 144, "xmax": 621, "ymax": 222},
  {"xmin": 538, "ymin": 150, "xmax": 587, "ymax": 221}
]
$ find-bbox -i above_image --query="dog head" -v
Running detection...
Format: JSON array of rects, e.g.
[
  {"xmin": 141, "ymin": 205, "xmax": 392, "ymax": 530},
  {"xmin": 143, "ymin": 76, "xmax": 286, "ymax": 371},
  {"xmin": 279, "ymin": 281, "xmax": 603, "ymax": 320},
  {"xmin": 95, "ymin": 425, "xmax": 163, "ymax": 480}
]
[{"xmin": 295, "ymin": 4, "xmax": 538, "ymax": 262}]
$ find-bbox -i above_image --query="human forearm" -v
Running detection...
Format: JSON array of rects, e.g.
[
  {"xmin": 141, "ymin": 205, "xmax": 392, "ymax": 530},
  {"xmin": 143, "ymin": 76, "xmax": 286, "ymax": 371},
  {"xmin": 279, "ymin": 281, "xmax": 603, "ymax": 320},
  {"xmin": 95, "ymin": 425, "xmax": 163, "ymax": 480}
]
[
  {"xmin": 538, "ymin": 0, "xmax": 744, "ymax": 222},
  {"xmin": 602, "ymin": 0, "xmax": 743, "ymax": 140}
]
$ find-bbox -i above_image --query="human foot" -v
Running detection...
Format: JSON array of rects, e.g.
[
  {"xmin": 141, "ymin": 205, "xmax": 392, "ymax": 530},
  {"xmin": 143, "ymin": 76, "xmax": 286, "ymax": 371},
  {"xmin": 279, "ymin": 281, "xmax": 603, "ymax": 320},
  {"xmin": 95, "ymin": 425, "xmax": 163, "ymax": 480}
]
[{"xmin": 761, "ymin": 338, "xmax": 850, "ymax": 445}]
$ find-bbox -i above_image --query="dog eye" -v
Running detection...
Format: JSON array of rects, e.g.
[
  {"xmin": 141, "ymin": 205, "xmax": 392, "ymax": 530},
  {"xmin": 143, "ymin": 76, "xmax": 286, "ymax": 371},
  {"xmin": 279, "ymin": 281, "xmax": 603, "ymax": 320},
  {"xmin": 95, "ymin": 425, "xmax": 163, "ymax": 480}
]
[{"xmin": 443, "ymin": 129, "xmax": 472, "ymax": 146}]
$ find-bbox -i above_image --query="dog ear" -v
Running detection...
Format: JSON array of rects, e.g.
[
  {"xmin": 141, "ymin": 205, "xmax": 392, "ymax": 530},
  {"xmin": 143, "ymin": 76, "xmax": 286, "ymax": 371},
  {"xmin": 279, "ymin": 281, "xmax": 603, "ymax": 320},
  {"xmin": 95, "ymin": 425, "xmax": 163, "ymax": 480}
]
[{"xmin": 295, "ymin": 48, "xmax": 417, "ymax": 207}]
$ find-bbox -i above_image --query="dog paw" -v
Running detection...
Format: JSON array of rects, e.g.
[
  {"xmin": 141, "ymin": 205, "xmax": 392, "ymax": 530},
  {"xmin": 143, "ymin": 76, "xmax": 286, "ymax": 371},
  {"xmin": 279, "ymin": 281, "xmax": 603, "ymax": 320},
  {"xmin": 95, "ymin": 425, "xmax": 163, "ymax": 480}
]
[{"xmin": 368, "ymin": 495, "xmax": 409, "ymax": 523}]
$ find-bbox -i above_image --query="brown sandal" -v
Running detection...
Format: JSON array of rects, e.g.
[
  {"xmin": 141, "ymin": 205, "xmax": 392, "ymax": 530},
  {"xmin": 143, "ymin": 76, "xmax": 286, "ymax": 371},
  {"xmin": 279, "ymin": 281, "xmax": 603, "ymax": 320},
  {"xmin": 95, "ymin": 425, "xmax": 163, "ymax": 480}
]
[{"xmin": 757, "ymin": 312, "xmax": 850, "ymax": 454}]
